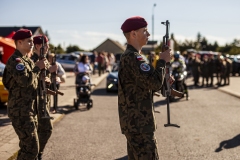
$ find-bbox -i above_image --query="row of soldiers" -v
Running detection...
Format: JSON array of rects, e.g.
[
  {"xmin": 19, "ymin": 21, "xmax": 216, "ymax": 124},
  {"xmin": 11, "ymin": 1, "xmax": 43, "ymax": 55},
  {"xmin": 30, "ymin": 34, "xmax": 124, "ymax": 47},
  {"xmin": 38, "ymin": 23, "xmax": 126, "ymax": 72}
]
[
  {"xmin": 2, "ymin": 29, "xmax": 61, "ymax": 160},
  {"xmin": 188, "ymin": 53, "xmax": 232, "ymax": 87}
]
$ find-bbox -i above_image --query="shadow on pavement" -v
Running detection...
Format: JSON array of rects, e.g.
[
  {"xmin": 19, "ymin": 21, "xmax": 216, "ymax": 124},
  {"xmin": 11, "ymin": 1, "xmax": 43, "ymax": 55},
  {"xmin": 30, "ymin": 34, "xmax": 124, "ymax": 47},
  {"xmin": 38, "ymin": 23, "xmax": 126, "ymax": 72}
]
[
  {"xmin": 54, "ymin": 104, "xmax": 90, "ymax": 115},
  {"xmin": 154, "ymin": 96, "xmax": 187, "ymax": 108},
  {"xmin": 91, "ymin": 88, "xmax": 118, "ymax": 96},
  {"xmin": 215, "ymin": 134, "xmax": 240, "ymax": 152},
  {"xmin": 115, "ymin": 155, "xmax": 128, "ymax": 160}
]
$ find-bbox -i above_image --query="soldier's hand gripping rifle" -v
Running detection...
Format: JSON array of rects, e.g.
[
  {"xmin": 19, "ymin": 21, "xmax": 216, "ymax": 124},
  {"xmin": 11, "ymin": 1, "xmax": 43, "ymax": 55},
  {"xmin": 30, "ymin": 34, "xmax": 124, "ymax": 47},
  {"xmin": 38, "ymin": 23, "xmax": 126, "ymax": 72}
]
[
  {"xmin": 161, "ymin": 20, "xmax": 183, "ymax": 128},
  {"xmin": 39, "ymin": 36, "xmax": 55, "ymax": 119},
  {"xmin": 51, "ymin": 48, "xmax": 64, "ymax": 113}
]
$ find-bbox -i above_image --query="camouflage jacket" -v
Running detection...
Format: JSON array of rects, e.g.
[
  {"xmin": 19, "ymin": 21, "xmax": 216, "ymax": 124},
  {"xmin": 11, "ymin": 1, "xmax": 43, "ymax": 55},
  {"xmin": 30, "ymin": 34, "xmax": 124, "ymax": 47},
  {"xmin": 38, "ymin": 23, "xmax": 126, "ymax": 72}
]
[
  {"xmin": 118, "ymin": 44, "xmax": 166, "ymax": 134},
  {"xmin": 2, "ymin": 50, "xmax": 40, "ymax": 117}
]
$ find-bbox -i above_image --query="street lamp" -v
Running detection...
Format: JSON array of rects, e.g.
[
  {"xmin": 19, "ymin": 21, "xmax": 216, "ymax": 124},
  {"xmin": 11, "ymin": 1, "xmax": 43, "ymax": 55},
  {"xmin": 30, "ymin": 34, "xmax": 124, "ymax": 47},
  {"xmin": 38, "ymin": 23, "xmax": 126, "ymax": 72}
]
[{"xmin": 152, "ymin": 3, "xmax": 157, "ymax": 51}]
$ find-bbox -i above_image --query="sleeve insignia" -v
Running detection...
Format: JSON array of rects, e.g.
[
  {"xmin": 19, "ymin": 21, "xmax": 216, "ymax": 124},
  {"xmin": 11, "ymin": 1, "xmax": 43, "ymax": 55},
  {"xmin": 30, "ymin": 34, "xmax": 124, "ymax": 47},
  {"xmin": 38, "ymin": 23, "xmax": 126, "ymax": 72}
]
[
  {"xmin": 140, "ymin": 63, "xmax": 150, "ymax": 71},
  {"xmin": 16, "ymin": 63, "xmax": 25, "ymax": 71}
]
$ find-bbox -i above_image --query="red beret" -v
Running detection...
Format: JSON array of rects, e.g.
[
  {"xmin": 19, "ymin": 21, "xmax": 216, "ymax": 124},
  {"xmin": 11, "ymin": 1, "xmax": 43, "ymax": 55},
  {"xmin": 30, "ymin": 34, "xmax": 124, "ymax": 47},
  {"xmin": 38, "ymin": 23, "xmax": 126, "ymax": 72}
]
[
  {"xmin": 121, "ymin": 16, "xmax": 148, "ymax": 33},
  {"xmin": 33, "ymin": 35, "xmax": 49, "ymax": 45},
  {"xmin": 12, "ymin": 29, "xmax": 32, "ymax": 40}
]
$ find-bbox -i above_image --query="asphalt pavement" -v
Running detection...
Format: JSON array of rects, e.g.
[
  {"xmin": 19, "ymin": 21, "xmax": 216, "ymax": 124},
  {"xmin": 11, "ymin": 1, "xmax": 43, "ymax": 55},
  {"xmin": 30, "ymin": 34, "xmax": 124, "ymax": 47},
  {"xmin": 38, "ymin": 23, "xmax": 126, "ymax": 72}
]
[
  {"xmin": 0, "ymin": 72, "xmax": 108, "ymax": 160},
  {"xmin": 0, "ymin": 73, "xmax": 239, "ymax": 160}
]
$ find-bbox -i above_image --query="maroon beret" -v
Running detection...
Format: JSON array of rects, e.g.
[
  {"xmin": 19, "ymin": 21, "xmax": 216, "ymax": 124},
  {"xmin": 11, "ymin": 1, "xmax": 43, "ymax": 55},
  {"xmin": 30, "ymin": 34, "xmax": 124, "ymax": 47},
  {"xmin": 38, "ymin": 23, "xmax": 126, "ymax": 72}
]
[
  {"xmin": 121, "ymin": 16, "xmax": 148, "ymax": 33},
  {"xmin": 12, "ymin": 29, "xmax": 32, "ymax": 40},
  {"xmin": 33, "ymin": 35, "xmax": 49, "ymax": 45}
]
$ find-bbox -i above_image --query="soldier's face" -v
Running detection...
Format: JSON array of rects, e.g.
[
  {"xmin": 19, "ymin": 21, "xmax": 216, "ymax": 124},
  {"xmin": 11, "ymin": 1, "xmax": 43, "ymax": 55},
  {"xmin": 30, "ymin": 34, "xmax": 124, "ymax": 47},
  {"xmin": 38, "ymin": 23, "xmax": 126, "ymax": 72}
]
[
  {"xmin": 135, "ymin": 27, "xmax": 150, "ymax": 46},
  {"xmin": 18, "ymin": 37, "xmax": 34, "ymax": 54},
  {"xmin": 36, "ymin": 43, "xmax": 49, "ymax": 54}
]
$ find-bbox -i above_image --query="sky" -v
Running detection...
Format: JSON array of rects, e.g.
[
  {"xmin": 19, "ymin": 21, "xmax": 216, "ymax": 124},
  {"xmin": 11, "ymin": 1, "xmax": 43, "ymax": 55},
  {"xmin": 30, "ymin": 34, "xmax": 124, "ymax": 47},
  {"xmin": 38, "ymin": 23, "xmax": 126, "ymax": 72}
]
[{"xmin": 1, "ymin": 0, "xmax": 240, "ymax": 51}]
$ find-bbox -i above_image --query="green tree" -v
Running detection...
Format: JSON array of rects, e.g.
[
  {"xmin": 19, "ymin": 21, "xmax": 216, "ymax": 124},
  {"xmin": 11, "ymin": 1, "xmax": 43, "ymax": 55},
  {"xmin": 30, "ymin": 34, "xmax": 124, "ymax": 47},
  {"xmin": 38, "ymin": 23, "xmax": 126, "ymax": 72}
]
[
  {"xmin": 66, "ymin": 45, "xmax": 84, "ymax": 53},
  {"xmin": 49, "ymin": 43, "xmax": 65, "ymax": 54}
]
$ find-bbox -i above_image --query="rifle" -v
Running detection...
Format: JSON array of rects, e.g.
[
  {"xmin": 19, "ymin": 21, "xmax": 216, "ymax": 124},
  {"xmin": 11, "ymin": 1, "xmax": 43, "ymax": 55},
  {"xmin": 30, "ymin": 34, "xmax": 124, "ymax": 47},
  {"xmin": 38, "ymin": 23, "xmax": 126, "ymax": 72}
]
[
  {"xmin": 39, "ymin": 36, "xmax": 55, "ymax": 119},
  {"xmin": 51, "ymin": 47, "xmax": 64, "ymax": 113},
  {"xmin": 161, "ymin": 20, "xmax": 183, "ymax": 128}
]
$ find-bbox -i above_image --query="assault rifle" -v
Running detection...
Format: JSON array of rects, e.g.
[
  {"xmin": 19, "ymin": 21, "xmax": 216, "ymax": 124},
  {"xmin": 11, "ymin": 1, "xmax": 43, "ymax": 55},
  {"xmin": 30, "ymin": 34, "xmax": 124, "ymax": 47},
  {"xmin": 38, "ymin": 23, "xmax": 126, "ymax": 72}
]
[
  {"xmin": 51, "ymin": 47, "xmax": 64, "ymax": 113},
  {"xmin": 161, "ymin": 20, "xmax": 183, "ymax": 128},
  {"xmin": 39, "ymin": 36, "xmax": 55, "ymax": 119}
]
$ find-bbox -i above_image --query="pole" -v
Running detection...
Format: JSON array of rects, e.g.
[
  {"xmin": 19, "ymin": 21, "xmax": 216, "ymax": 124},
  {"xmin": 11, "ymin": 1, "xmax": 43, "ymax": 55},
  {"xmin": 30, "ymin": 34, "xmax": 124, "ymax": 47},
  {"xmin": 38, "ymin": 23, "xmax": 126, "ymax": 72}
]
[{"xmin": 152, "ymin": 3, "xmax": 156, "ymax": 52}]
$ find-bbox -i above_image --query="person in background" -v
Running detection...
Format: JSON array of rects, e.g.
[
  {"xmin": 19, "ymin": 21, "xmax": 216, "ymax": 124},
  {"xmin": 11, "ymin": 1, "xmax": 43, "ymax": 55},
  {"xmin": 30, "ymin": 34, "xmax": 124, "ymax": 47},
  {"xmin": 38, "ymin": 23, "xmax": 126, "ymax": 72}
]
[
  {"xmin": 97, "ymin": 52, "xmax": 104, "ymax": 76},
  {"xmin": 107, "ymin": 52, "xmax": 116, "ymax": 71},
  {"xmin": 73, "ymin": 54, "xmax": 92, "ymax": 96},
  {"xmin": 47, "ymin": 53, "xmax": 66, "ymax": 113},
  {"xmin": 191, "ymin": 54, "xmax": 201, "ymax": 87}
]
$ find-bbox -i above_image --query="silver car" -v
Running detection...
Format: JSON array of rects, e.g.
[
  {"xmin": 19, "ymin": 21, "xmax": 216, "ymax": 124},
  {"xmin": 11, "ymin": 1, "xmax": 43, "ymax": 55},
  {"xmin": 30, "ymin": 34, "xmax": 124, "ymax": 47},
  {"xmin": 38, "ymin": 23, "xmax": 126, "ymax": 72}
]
[{"xmin": 56, "ymin": 53, "xmax": 79, "ymax": 71}]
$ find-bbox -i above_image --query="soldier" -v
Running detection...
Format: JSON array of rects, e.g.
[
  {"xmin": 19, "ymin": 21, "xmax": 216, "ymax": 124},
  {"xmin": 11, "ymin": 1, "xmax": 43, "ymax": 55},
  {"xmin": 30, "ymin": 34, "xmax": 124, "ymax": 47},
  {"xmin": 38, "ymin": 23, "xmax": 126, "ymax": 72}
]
[
  {"xmin": 118, "ymin": 16, "xmax": 171, "ymax": 160},
  {"xmin": 2, "ymin": 29, "xmax": 47, "ymax": 159},
  {"xmin": 32, "ymin": 35, "xmax": 57, "ymax": 160}
]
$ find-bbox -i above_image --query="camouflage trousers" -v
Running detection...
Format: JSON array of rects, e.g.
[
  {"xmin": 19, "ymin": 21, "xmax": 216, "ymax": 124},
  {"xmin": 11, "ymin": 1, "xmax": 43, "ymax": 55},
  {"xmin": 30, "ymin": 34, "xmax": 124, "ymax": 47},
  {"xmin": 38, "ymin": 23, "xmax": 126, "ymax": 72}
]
[
  {"xmin": 11, "ymin": 116, "xmax": 39, "ymax": 160},
  {"xmin": 37, "ymin": 95, "xmax": 53, "ymax": 154},
  {"xmin": 125, "ymin": 132, "xmax": 159, "ymax": 160}
]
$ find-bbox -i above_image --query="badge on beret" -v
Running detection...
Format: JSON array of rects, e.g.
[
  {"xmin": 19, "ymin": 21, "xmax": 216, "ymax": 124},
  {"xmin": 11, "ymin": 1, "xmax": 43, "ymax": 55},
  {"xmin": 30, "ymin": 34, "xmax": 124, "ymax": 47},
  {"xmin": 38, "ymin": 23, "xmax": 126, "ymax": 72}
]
[
  {"xmin": 140, "ymin": 63, "xmax": 150, "ymax": 71},
  {"xmin": 137, "ymin": 56, "xmax": 143, "ymax": 61},
  {"xmin": 15, "ymin": 58, "xmax": 21, "ymax": 63},
  {"xmin": 16, "ymin": 63, "xmax": 25, "ymax": 71}
]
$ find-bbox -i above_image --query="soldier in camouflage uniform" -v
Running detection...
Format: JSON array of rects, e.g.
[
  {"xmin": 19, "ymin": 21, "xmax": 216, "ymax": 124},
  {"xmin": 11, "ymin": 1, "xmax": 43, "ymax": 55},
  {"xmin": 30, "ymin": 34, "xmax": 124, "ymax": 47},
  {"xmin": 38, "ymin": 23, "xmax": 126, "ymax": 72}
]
[
  {"xmin": 118, "ymin": 16, "xmax": 171, "ymax": 160},
  {"xmin": 31, "ymin": 35, "xmax": 57, "ymax": 160},
  {"xmin": 2, "ymin": 29, "xmax": 47, "ymax": 160}
]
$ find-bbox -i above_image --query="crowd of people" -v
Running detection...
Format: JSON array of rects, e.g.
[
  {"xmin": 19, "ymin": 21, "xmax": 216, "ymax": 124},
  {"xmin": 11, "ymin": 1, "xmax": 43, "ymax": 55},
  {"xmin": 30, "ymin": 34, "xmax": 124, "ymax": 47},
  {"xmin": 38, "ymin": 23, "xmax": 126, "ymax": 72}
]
[
  {"xmin": 183, "ymin": 52, "xmax": 232, "ymax": 87},
  {"xmin": 88, "ymin": 51, "xmax": 116, "ymax": 77}
]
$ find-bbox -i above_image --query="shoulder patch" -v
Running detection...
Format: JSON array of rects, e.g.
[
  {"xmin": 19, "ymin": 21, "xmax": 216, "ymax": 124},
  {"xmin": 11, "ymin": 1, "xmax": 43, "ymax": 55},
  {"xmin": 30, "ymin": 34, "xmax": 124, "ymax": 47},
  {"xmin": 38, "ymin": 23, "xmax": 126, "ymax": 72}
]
[
  {"xmin": 16, "ymin": 63, "xmax": 25, "ymax": 71},
  {"xmin": 136, "ymin": 55, "xmax": 143, "ymax": 61},
  {"xmin": 140, "ymin": 63, "xmax": 150, "ymax": 71},
  {"xmin": 15, "ymin": 58, "xmax": 21, "ymax": 63}
]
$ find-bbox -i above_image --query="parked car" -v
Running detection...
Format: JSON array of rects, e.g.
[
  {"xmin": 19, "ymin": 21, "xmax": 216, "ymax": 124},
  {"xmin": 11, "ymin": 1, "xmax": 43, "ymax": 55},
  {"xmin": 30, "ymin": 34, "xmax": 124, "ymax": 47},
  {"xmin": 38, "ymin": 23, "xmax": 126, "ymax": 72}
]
[
  {"xmin": 0, "ymin": 62, "xmax": 8, "ymax": 105},
  {"xmin": 56, "ymin": 53, "xmax": 79, "ymax": 71},
  {"xmin": 106, "ymin": 54, "xmax": 148, "ymax": 92},
  {"xmin": 106, "ymin": 63, "xmax": 119, "ymax": 92},
  {"xmin": 232, "ymin": 54, "xmax": 240, "ymax": 76}
]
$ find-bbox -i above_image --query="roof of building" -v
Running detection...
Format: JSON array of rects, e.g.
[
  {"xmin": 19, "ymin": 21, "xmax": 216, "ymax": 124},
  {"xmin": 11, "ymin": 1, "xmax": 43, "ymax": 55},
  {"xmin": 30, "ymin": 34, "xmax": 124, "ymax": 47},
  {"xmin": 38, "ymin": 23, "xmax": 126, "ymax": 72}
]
[
  {"xmin": 94, "ymin": 38, "xmax": 125, "ymax": 53},
  {"xmin": 0, "ymin": 26, "xmax": 42, "ymax": 37}
]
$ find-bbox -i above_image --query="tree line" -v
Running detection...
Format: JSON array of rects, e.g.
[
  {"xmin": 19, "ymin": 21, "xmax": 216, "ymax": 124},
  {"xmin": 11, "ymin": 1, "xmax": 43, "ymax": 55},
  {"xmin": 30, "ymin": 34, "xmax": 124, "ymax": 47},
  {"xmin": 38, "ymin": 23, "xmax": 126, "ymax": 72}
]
[
  {"xmin": 46, "ymin": 31, "xmax": 240, "ymax": 55},
  {"xmin": 158, "ymin": 32, "xmax": 240, "ymax": 55}
]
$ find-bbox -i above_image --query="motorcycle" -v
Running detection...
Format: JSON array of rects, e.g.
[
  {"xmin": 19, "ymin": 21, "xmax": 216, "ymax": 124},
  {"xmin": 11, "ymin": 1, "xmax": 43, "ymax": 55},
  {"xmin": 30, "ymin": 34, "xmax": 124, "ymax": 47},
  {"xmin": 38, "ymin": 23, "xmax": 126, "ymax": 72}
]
[{"xmin": 170, "ymin": 61, "xmax": 188, "ymax": 101}]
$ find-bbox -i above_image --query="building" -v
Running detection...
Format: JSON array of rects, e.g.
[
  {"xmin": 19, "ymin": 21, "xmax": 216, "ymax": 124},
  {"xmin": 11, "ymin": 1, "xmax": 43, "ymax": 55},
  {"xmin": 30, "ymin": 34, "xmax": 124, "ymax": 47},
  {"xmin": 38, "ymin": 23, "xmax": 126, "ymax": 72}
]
[
  {"xmin": 141, "ymin": 40, "xmax": 158, "ymax": 54},
  {"xmin": 0, "ymin": 26, "xmax": 44, "ymax": 64},
  {"xmin": 0, "ymin": 26, "xmax": 44, "ymax": 38},
  {"xmin": 94, "ymin": 38, "xmax": 125, "ymax": 54}
]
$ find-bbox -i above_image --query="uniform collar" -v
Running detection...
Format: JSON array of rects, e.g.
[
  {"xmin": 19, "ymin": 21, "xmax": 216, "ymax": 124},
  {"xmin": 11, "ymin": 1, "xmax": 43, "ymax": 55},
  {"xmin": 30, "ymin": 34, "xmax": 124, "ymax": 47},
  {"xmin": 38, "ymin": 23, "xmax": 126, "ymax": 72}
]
[
  {"xmin": 126, "ymin": 44, "xmax": 138, "ymax": 53},
  {"xmin": 14, "ymin": 49, "xmax": 24, "ymax": 57}
]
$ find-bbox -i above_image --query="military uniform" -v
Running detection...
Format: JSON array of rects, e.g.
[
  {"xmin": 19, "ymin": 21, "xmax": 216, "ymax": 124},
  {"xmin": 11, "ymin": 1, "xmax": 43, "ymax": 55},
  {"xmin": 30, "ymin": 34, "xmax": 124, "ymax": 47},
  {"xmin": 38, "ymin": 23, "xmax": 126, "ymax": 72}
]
[
  {"xmin": 118, "ymin": 44, "xmax": 166, "ymax": 160},
  {"xmin": 3, "ymin": 50, "xmax": 41, "ymax": 159},
  {"xmin": 31, "ymin": 51, "xmax": 53, "ymax": 157}
]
